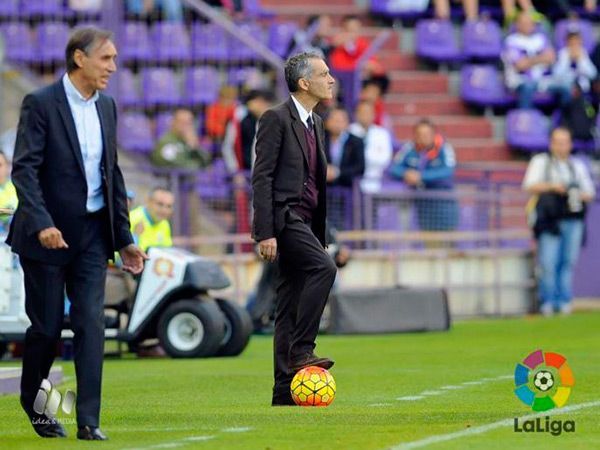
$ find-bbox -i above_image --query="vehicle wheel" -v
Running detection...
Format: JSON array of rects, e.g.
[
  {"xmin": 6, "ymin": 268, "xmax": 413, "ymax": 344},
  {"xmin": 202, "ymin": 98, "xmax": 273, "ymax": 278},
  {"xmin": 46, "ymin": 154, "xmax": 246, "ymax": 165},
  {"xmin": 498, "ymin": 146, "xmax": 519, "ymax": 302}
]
[
  {"xmin": 157, "ymin": 299, "xmax": 225, "ymax": 358},
  {"xmin": 215, "ymin": 298, "xmax": 253, "ymax": 357}
]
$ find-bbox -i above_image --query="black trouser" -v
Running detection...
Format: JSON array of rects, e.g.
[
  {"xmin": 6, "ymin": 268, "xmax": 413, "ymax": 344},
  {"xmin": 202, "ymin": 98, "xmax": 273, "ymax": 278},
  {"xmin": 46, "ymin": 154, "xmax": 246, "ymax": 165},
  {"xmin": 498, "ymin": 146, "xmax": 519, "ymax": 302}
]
[
  {"xmin": 20, "ymin": 210, "xmax": 110, "ymax": 427},
  {"xmin": 272, "ymin": 211, "xmax": 337, "ymax": 402}
]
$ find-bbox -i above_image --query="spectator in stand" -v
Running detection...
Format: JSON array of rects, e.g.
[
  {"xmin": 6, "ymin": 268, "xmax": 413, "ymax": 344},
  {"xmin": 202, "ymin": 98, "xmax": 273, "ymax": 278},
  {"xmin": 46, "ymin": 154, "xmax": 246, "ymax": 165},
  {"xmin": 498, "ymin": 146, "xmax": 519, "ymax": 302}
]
[
  {"xmin": 129, "ymin": 187, "xmax": 174, "ymax": 253},
  {"xmin": 288, "ymin": 15, "xmax": 333, "ymax": 59},
  {"xmin": 523, "ymin": 127, "xmax": 595, "ymax": 316},
  {"xmin": 502, "ymin": 0, "xmax": 597, "ymax": 24},
  {"xmin": 502, "ymin": 10, "xmax": 570, "ymax": 109},
  {"xmin": 349, "ymin": 101, "xmax": 392, "ymax": 193},
  {"xmin": 205, "ymin": 85, "xmax": 238, "ymax": 143},
  {"xmin": 0, "ymin": 151, "xmax": 17, "ymax": 233},
  {"xmin": 69, "ymin": 0, "xmax": 102, "ymax": 12},
  {"xmin": 329, "ymin": 15, "xmax": 386, "ymax": 79},
  {"xmin": 324, "ymin": 107, "xmax": 365, "ymax": 188},
  {"xmin": 388, "ymin": 119, "xmax": 459, "ymax": 232},
  {"xmin": 433, "ymin": 0, "xmax": 480, "ymax": 21},
  {"xmin": 360, "ymin": 77, "xmax": 391, "ymax": 130},
  {"xmin": 222, "ymin": 90, "xmax": 275, "ymax": 175},
  {"xmin": 150, "ymin": 108, "xmax": 210, "ymax": 169},
  {"xmin": 126, "ymin": 0, "xmax": 184, "ymax": 21}
]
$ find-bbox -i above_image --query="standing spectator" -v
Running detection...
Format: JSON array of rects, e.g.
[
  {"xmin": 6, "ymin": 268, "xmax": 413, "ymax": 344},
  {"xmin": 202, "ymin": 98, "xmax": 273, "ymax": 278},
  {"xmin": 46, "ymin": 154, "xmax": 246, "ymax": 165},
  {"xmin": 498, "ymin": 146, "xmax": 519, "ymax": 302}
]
[
  {"xmin": 502, "ymin": 11, "xmax": 570, "ymax": 108},
  {"xmin": 360, "ymin": 78, "xmax": 391, "ymax": 130},
  {"xmin": 150, "ymin": 108, "xmax": 210, "ymax": 169},
  {"xmin": 388, "ymin": 119, "xmax": 459, "ymax": 231},
  {"xmin": 349, "ymin": 101, "xmax": 393, "ymax": 193},
  {"xmin": 288, "ymin": 15, "xmax": 333, "ymax": 59},
  {"xmin": 205, "ymin": 85, "xmax": 238, "ymax": 143},
  {"xmin": 0, "ymin": 151, "xmax": 17, "ymax": 232},
  {"xmin": 324, "ymin": 107, "xmax": 365, "ymax": 187},
  {"xmin": 523, "ymin": 127, "xmax": 595, "ymax": 315}
]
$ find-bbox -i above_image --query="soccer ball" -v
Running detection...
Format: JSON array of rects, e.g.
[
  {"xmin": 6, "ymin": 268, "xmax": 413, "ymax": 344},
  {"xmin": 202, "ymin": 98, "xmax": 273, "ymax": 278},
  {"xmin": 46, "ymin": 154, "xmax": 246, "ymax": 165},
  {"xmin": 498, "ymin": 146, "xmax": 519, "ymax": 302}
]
[
  {"xmin": 534, "ymin": 370, "xmax": 554, "ymax": 392},
  {"xmin": 290, "ymin": 366, "xmax": 336, "ymax": 406}
]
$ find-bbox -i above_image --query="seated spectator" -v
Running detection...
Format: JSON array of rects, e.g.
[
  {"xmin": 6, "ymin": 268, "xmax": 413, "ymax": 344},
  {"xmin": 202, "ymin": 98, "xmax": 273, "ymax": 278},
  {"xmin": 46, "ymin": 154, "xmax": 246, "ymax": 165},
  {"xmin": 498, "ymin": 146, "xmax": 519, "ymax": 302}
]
[
  {"xmin": 126, "ymin": 0, "xmax": 184, "ymax": 21},
  {"xmin": 433, "ymin": 0, "xmax": 480, "ymax": 21},
  {"xmin": 324, "ymin": 107, "xmax": 365, "ymax": 187},
  {"xmin": 150, "ymin": 108, "xmax": 210, "ymax": 169},
  {"xmin": 554, "ymin": 30, "xmax": 597, "ymax": 95},
  {"xmin": 0, "ymin": 151, "xmax": 17, "ymax": 233},
  {"xmin": 522, "ymin": 126, "xmax": 595, "ymax": 315},
  {"xmin": 69, "ymin": 0, "xmax": 102, "ymax": 11},
  {"xmin": 349, "ymin": 101, "xmax": 393, "ymax": 193},
  {"xmin": 129, "ymin": 187, "xmax": 175, "ymax": 253},
  {"xmin": 222, "ymin": 90, "xmax": 275, "ymax": 174},
  {"xmin": 502, "ymin": 11, "xmax": 570, "ymax": 109},
  {"xmin": 205, "ymin": 85, "xmax": 238, "ymax": 143},
  {"xmin": 360, "ymin": 77, "xmax": 391, "ymax": 130},
  {"xmin": 288, "ymin": 14, "xmax": 333, "ymax": 59},
  {"xmin": 329, "ymin": 15, "xmax": 385, "ymax": 79},
  {"xmin": 388, "ymin": 119, "xmax": 459, "ymax": 231}
]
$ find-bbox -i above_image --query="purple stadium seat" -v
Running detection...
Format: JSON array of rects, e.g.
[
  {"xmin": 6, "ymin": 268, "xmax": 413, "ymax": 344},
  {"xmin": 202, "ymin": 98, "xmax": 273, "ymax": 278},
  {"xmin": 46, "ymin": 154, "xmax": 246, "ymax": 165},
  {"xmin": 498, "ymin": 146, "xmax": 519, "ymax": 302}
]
[
  {"xmin": 462, "ymin": 20, "xmax": 502, "ymax": 60},
  {"xmin": 121, "ymin": 22, "xmax": 152, "ymax": 62},
  {"xmin": 118, "ymin": 113, "xmax": 154, "ymax": 154},
  {"xmin": 20, "ymin": 0, "xmax": 71, "ymax": 17},
  {"xmin": 268, "ymin": 22, "xmax": 297, "ymax": 58},
  {"xmin": 243, "ymin": 0, "xmax": 276, "ymax": 19},
  {"xmin": 151, "ymin": 22, "xmax": 191, "ymax": 62},
  {"xmin": 142, "ymin": 68, "xmax": 181, "ymax": 107},
  {"xmin": 554, "ymin": 19, "xmax": 595, "ymax": 53},
  {"xmin": 415, "ymin": 19, "xmax": 462, "ymax": 63},
  {"xmin": 155, "ymin": 112, "xmax": 173, "ymax": 139},
  {"xmin": 185, "ymin": 67, "xmax": 220, "ymax": 105},
  {"xmin": 118, "ymin": 69, "xmax": 140, "ymax": 108},
  {"xmin": 228, "ymin": 22, "xmax": 266, "ymax": 61},
  {"xmin": 36, "ymin": 22, "xmax": 70, "ymax": 64},
  {"xmin": 505, "ymin": 109, "xmax": 550, "ymax": 151},
  {"xmin": 460, "ymin": 65, "xmax": 513, "ymax": 108},
  {"xmin": 370, "ymin": 0, "xmax": 429, "ymax": 20},
  {"xmin": 227, "ymin": 66, "xmax": 263, "ymax": 87},
  {"xmin": 191, "ymin": 23, "xmax": 229, "ymax": 62},
  {"xmin": 0, "ymin": 23, "xmax": 35, "ymax": 63},
  {"xmin": 0, "ymin": 0, "xmax": 19, "ymax": 17},
  {"xmin": 196, "ymin": 159, "xmax": 231, "ymax": 200}
]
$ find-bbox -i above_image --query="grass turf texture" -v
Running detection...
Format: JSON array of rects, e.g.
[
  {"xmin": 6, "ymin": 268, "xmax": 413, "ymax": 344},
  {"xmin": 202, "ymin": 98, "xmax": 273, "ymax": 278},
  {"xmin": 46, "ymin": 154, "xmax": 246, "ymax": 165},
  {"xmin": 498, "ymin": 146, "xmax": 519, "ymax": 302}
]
[{"xmin": 0, "ymin": 311, "xmax": 599, "ymax": 449}]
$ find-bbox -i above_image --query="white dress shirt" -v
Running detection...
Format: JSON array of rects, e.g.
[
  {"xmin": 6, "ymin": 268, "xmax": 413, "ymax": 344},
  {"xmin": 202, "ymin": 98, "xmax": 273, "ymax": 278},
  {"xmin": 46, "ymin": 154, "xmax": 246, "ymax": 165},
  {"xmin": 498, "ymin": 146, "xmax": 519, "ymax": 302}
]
[{"xmin": 291, "ymin": 94, "xmax": 313, "ymax": 130}]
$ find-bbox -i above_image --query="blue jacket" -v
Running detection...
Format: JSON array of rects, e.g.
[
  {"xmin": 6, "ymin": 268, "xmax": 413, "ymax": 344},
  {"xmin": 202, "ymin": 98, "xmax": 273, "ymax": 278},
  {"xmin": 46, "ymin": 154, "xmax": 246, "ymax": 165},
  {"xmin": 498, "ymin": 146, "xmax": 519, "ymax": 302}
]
[{"xmin": 388, "ymin": 135, "xmax": 456, "ymax": 190}]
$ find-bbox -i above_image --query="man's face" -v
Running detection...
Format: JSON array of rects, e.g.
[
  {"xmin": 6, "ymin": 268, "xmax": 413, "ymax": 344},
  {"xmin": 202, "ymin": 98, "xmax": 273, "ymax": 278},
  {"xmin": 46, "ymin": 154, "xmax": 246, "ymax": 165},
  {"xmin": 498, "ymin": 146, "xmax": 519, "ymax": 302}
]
[
  {"xmin": 550, "ymin": 130, "xmax": 572, "ymax": 159},
  {"xmin": 414, "ymin": 124, "xmax": 435, "ymax": 150},
  {"xmin": 355, "ymin": 103, "xmax": 375, "ymax": 128},
  {"xmin": 325, "ymin": 109, "xmax": 349, "ymax": 135},
  {"xmin": 516, "ymin": 13, "xmax": 535, "ymax": 35},
  {"xmin": 76, "ymin": 39, "xmax": 117, "ymax": 91},
  {"xmin": 172, "ymin": 110, "xmax": 195, "ymax": 137},
  {"xmin": 567, "ymin": 35, "xmax": 582, "ymax": 53},
  {"xmin": 303, "ymin": 58, "xmax": 335, "ymax": 102},
  {"xmin": 147, "ymin": 190, "xmax": 175, "ymax": 222}
]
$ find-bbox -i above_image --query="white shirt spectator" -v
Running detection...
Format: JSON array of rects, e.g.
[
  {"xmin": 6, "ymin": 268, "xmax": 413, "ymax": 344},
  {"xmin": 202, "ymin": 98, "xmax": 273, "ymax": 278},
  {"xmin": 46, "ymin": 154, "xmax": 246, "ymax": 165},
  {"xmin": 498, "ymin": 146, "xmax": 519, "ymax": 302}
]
[
  {"xmin": 69, "ymin": 0, "xmax": 102, "ymax": 11},
  {"xmin": 553, "ymin": 47, "xmax": 597, "ymax": 93},
  {"xmin": 349, "ymin": 122, "xmax": 392, "ymax": 193},
  {"xmin": 503, "ymin": 31, "xmax": 554, "ymax": 90},
  {"xmin": 523, "ymin": 153, "xmax": 595, "ymax": 197}
]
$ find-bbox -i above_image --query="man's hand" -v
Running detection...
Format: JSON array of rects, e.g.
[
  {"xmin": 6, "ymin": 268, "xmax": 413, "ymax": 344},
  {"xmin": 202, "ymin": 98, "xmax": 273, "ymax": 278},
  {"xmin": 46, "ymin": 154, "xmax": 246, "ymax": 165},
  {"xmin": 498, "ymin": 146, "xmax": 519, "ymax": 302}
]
[
  {"xmin": 404, "ymin": 169, "xmax": 422, "ymax": 186},
  {"xmin": 258, "ymin": 238, "xmax": 277, "ymax": 263},
  {"xmin": 38, "ymin": 227, "xmax": 69, "ymax": 249},
  {"xmin": 119, "ymin": 244, "xmax": 149, "ymax": 275},
  {"xmin": 326, "ymin": 165, "xmax": 339, "ymax": 182}
]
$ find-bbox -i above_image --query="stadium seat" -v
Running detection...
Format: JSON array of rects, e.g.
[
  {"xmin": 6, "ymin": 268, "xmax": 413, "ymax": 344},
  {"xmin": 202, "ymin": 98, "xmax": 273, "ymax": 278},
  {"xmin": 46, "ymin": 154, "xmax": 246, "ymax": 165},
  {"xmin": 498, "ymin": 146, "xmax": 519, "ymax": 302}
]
[
  {"xmin": 154, "ymin": 112, "xmax": 174, "ymax": 139},
  {"xmin": 36, "ymin": 22, "xmax": 70, "ymax": 64},
  {"xmin": 243, "ymin": 0, "xmax": 276, "ymax": 19},
  {"xmin": 142, "ymin": 68, "xmax": 181, "ymax": 107},
  {"xmin": 505, "ymin": 109, "xmax": 550, "ymax": 151},
  {"xmin": 21, "ymin": 0, "xmax": 71, "ymax": 18},
  {"xmin": 151, "ymin": 22, "xmax": 191, "ymax": 63},
  {"xmin": 462, "ymin": 20, "xmax": 502, "ymax": 61},
  {"xmin": 118, "ymin": 69, "xmax": 141, "ymax": 108},
  {"xmin": 228, "ymin": 22, "xmax": 266, "ymax": 61},
  {"xmin": 228, "ymin": 66, "xmax": 263, "ymax": 88},
  {"xmin": 268, "ymin": 22, "xmax": 297, "ymax": 57},
  {"xmin": 0, "ymin": 23, "xmax": 35, "ymax": 63},
  {"xmin": 184, "ymin": 67, "xmax": 220, "ymax": 105},
  {"xmin": 370, "ymin": 0, "xmax": 429, "ymax": 20},
  {"xmin": 0, "ymin": 0, "xmax": 19, "ymax": 18},
  {"xmin": 191, "ymin": 23, "xmax": 229, "ymax": 62},
  {"xmin": 118, "ymin": 112, "xmax": 154, "ymax": 154},
  {"xmin": 415, "ymin": 19, "xmax": 462, "ymax": 63},
  {"xmin": 460, "ymin": 65, "xmax": 514, "ymax": 108},
  {"xmin": 121, "ymin": 21, "xmax": 152, "ymax": 62},
  {"xmin": 554, "ymin": 19, "xmax": 595, "ymax": 52}
]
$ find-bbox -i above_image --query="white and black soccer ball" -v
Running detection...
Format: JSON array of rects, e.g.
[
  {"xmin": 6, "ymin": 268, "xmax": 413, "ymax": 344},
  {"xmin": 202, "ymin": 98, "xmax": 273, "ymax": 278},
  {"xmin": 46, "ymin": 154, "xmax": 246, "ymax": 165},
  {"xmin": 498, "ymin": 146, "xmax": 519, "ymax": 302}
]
[{"xmin": 534, "ymin": 370, "xmax": 554, "ymax": 392}]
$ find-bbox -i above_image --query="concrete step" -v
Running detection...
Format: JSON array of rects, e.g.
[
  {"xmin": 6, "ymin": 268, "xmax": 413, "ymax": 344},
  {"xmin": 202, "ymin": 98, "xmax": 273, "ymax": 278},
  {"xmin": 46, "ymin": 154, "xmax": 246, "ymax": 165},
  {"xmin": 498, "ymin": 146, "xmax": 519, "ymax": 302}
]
[
  {"xmin": 389, "ymin": 71, "xmax": 450, "ymax": 94},
  {"xmin": 385, "ymin": 94, "xmax": 467, "ymax": 116},
  {"xmin": 393, "ymin": 116, "xmax": 493, "ymax": 140},
  {"xmin": 377, "ymin": 51, "xmax": 418, "ymax": 70},
  {"xmin": 452, "ymin": 139, "xmax": 513, "ymax": 162}
]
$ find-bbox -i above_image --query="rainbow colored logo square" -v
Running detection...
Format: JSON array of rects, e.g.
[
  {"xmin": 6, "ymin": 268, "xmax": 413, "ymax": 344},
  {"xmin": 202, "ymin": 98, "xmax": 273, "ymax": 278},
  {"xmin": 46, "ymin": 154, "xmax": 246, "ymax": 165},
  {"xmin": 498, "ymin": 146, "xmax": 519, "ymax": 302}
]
[{"xmin": 514, "ymin": 350, "xmax": 574, "ymax": 411}]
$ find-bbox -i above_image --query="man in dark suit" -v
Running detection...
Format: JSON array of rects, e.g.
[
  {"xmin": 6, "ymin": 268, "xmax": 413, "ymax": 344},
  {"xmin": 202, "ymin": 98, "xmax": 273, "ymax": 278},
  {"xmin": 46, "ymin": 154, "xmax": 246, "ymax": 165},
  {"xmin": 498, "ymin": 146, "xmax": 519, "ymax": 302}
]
[
  {"xmin": 7, "ymin": 27, "xmax": 146, "ymax": 440},
  {"xmin": 252, "ymin": 52, "xmax": 338, "ymax": 406},
  {"xmin": 324, "ymin": 106, "xmax": 365, "ymax": 187}
]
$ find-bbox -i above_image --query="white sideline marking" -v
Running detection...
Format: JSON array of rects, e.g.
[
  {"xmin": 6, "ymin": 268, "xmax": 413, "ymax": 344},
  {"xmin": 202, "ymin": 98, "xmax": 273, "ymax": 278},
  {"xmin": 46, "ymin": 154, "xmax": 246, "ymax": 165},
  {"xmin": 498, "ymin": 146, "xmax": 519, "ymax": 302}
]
[
  {"xmin": 369, "ymin": 403, "xmax": 393, "ymax": 407},
  {"xmin": 122, "ymin": 435, "xmax": 215, "ymax": 450},
  {"xmin": 396, "ymin": 396, "xmax": 425, "ymax": 401},
  {"xmin": 221, "ymin": 427, "xmax": 253, "ymax": 433},
  {"xmin": 439, "ymin": 386, "xmax": 463, "ymax": 390},
  {"xmin": 461, "ymin": 381, "xmax": 484, "ymax": 386},
  {"xmin": 420, "ymin": 390, "xmax": 442, "ymax": 396},
  {"xmin": 183, "ymin": 436, "xmax": 216, "ymax": 442},
  {"xmin": 387, "ymin": 400, "xmax": 600, "ymax": 450}
]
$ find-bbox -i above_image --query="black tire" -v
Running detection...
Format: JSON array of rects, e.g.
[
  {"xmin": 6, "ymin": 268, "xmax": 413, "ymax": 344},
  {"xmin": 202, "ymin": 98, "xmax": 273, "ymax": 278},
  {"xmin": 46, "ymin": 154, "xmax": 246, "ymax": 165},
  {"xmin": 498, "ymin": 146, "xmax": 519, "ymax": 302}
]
[
  {"xmin": 157, "ymin": 299, "xmax": 225, "ymax": 358},
  {"xmin": 215, "ymin": 298, "xmax": 253, "ymax": 357}
]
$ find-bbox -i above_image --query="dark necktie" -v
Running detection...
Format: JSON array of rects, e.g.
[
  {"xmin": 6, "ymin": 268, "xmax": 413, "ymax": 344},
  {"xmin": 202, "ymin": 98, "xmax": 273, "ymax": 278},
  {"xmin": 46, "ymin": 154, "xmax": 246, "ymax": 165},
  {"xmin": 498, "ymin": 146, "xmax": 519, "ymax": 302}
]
[{"xmin": 306, "ymin": 115, "xmax": 315, "ymax": 136}]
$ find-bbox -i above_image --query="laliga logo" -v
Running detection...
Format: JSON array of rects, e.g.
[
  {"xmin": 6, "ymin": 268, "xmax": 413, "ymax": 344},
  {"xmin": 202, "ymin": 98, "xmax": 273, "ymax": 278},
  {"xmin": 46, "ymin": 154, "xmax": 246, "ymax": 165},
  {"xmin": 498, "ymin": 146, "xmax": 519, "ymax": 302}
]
[
  {"xmin": 513, "ymin": 350, "xmax": 575, "ymax": 436},
  {"xmin": 33, "ymin": 379, "xmax": 76, "ymax": 418}
]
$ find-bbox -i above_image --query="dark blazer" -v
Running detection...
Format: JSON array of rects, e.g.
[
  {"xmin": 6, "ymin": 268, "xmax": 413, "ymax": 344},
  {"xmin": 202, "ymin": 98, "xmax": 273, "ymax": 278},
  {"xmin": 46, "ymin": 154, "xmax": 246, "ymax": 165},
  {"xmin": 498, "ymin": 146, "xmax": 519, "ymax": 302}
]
[
  {"xmin": 324, "ymin": 131, "xmax": 365, "ymax": 187},
  {"xmin": 252, "ymin": 97, "xmax": 328, "ymax": 246},
  {"xmin": 7, "ymin": 79, "xmax": 133, "ymax": 265}
]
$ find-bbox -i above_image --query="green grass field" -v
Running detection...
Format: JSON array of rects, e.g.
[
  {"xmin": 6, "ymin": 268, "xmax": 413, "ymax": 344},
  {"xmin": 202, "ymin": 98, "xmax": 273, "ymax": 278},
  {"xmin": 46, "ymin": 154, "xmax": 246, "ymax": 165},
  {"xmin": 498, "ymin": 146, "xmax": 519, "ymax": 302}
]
[{"xmin": 1, "ymin": 311, "xmax": 599, "ymax": 450}]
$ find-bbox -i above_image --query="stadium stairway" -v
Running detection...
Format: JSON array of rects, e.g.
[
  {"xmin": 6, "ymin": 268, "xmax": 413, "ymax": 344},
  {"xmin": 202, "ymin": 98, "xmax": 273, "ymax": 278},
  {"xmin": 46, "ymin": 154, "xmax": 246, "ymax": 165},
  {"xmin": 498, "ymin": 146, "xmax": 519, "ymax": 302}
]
[{"xmin": 261, "ymin": 0, "xmax": 514, "ymax": 164}]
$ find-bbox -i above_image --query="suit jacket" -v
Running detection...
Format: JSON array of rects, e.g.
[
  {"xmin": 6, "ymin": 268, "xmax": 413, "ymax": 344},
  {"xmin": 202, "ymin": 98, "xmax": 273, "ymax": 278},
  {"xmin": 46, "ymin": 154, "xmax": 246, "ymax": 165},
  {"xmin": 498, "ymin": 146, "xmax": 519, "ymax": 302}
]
[
  {"xmin": 252, "ymin": 97, "xmax": 328, "ymax": 246},
  {"xmin": 324, "ymin": 131, "xmax": 365, "ymax": 187},
  {"xmin": 7, "ymin": 79, "xmax": 133, "ymax": 265}
]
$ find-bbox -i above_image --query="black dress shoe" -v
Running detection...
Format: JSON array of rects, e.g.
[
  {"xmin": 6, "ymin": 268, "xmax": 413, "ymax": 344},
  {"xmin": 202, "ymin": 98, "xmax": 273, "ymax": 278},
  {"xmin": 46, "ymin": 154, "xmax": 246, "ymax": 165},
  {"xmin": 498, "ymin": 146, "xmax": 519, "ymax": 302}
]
[
  {"xmin": 289, "ymin": 353, "xmax": 334, "ymax": 373},
  {"xmin": 21, "ymin": 397, "xmax": 67, "ymax": 438},
  {"xmin": 77, "ymin": 426, "xmax": 108, "ymax": 441}
]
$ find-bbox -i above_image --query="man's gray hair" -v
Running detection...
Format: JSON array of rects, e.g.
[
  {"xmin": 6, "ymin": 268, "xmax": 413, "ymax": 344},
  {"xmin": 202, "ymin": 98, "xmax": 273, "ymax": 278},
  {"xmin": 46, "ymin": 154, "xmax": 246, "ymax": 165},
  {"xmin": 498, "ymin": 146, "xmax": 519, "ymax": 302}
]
[
  {"xmin": 65, "ymin": 26, "xmax": 113, "ymax": 73},
  {"xmin": 284, "ymin": 52, "xmax": 322, "ymax": 93}
]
